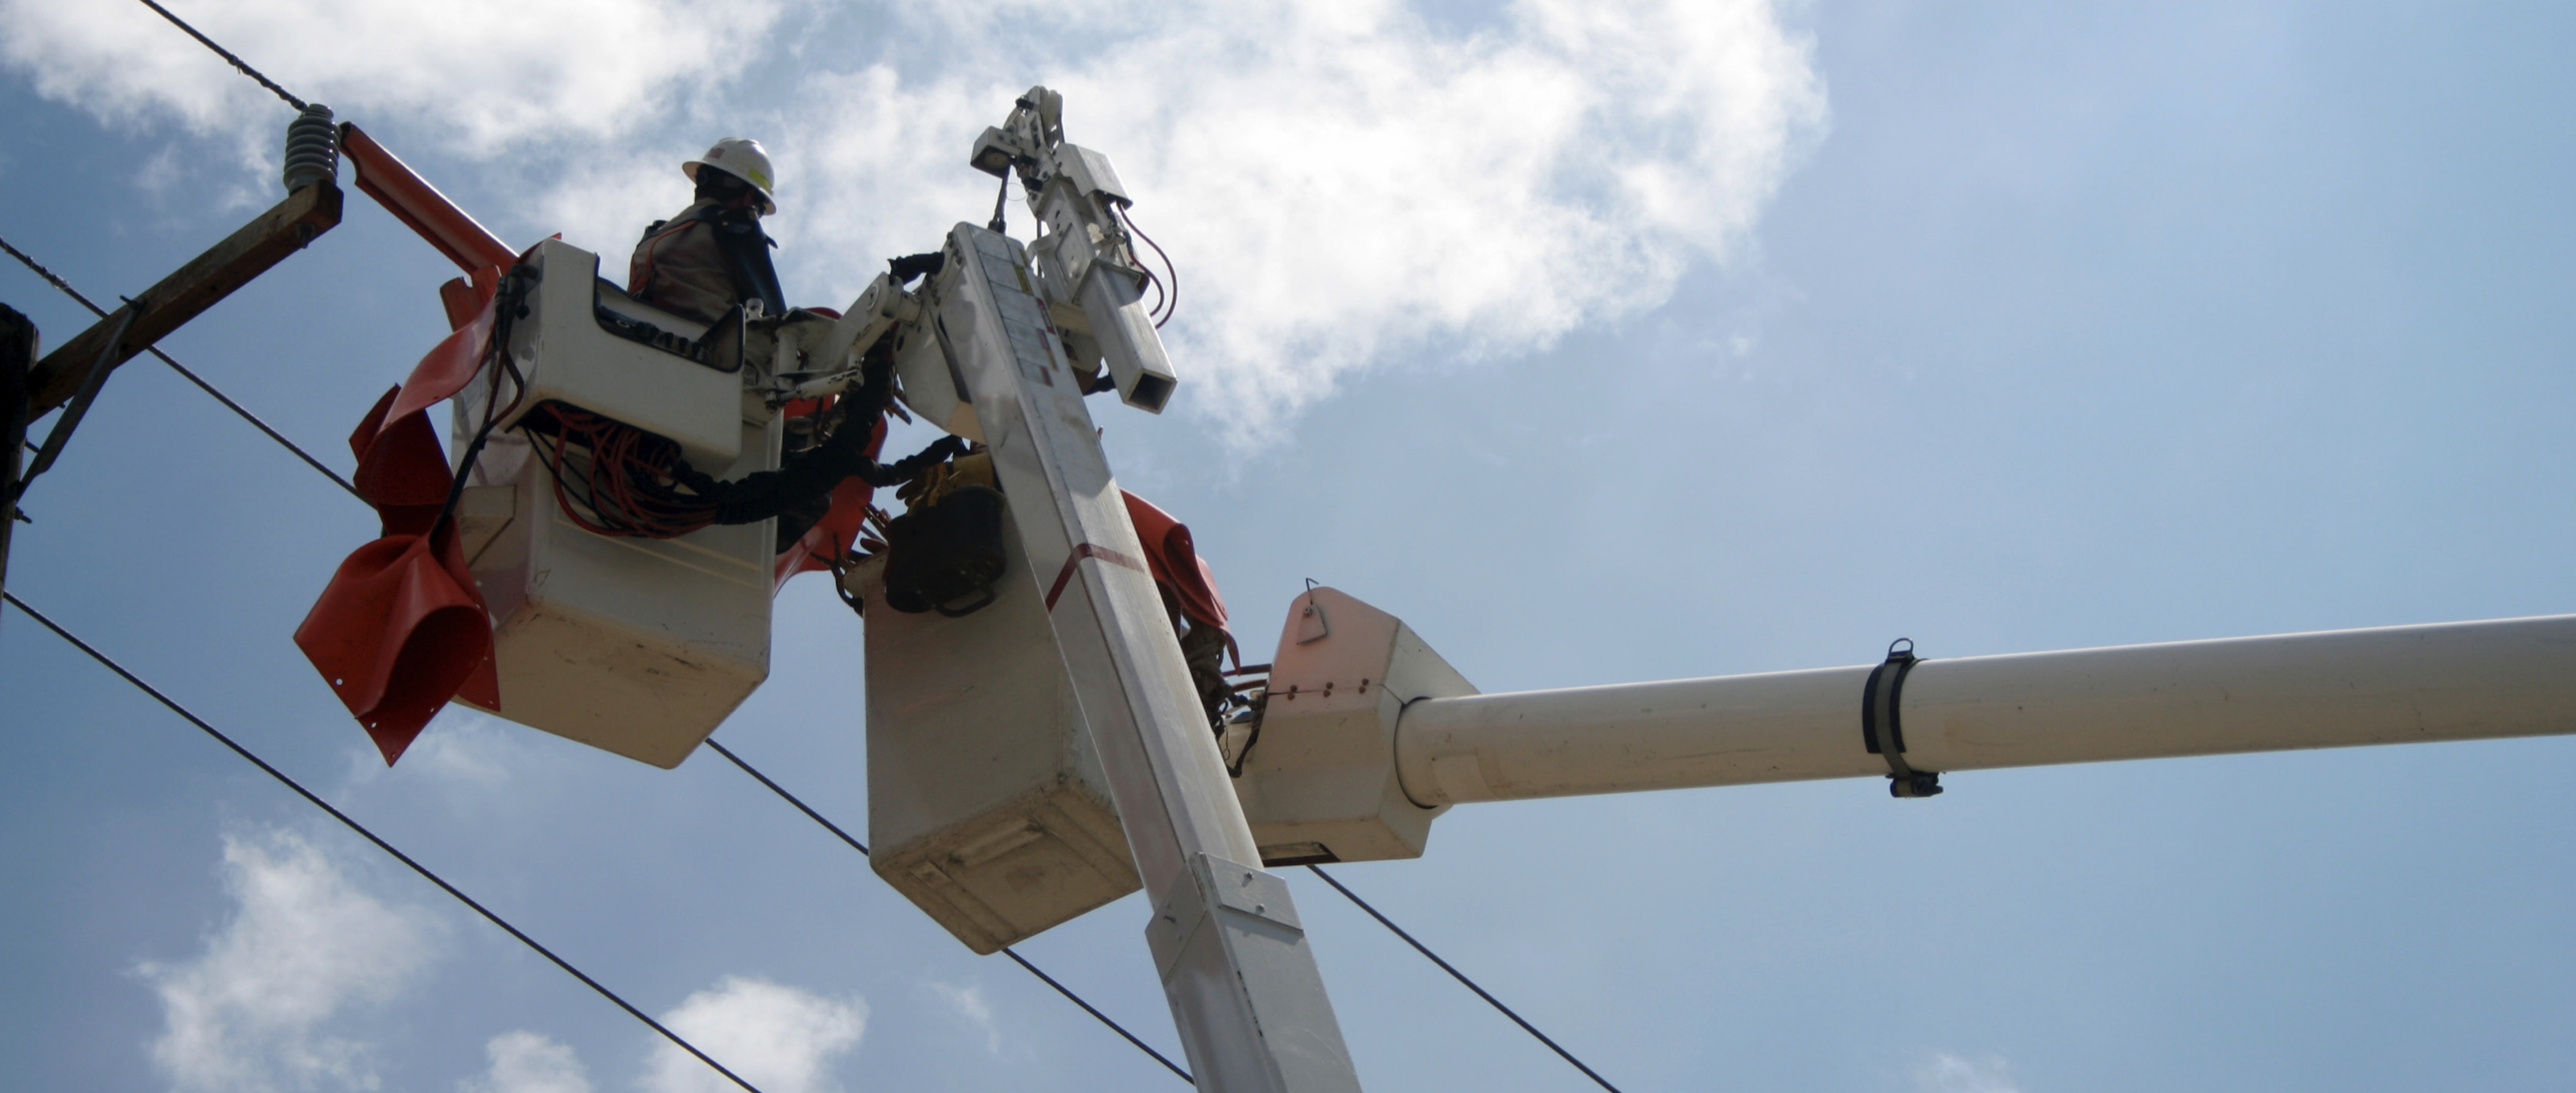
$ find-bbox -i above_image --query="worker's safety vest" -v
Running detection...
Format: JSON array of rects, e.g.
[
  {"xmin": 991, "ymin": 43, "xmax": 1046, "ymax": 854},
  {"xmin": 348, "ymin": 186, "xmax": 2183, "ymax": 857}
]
[{"xmin": 628, "ymin": 200, "xmax": 787, "ymax": 325}]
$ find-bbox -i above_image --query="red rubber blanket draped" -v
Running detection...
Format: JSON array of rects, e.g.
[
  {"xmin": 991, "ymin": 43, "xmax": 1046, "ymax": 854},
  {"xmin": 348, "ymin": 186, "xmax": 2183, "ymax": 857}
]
[
  {"xmin": 294, "ymin": 266, "xmax": 504, "ymax": 765},
  {"xmin": 1122, "ymin": 489, "xmax": 1232, "ymax": 658}
]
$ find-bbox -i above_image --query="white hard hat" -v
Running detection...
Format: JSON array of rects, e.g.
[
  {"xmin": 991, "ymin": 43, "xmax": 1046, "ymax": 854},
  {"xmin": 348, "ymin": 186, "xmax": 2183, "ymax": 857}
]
[{"xmin": 685, "ymin": 138, "xmax": 776, "ymax": 214}]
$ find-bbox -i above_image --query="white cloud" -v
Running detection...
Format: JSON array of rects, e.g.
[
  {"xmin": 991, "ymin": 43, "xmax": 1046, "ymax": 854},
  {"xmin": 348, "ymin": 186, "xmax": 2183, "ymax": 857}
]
[
  {"xmin": 644, "ymin": 976, "xmax": 866, "ymax": 1093},
  {"xmin": 923, "ymin": 980, "xmax": 1002, "ymax": 1056},
  {"xmin": 2, "ymin": 0, "xmax": 1825, "ymax": 448},
  {"xmin": 463, "ymin": 1032, "xmax": 593, "ymax": 1093},
  {"xmin": 1916, "ymin": 1051, "xmax": 2023, "ymax": 1093},
  {"xmin": 138, "ymin": 828, "xmax": 444, "ymax": 1093},
  {"xmin": 0, "ymin": 0, "xmax": 790, "ymax": 155},
  {"xmin": 391, "ymin": 708, "xmax": 516, "ymax": 789},
  {"xmin": 762, "ymin": 0, "xmax": 1829, "ymax": 448}
]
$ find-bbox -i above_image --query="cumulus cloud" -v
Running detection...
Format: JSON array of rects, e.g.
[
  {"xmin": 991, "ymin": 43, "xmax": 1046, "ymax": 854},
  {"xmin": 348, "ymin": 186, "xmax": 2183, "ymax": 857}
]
[
  {"xmin": 923, "ymin": 980, "xmax": 1002, "ymax": 1056},
  {"xmin": 644, "ymin": 976, "xmax": 866, "ymax": 1093},
  {"xmin": 741, "ymin": 0, "xmax": 1829, "ymax": 446},
  {"xmin": 0, "ymin": 0, "xmax": 788, "ymax": 154},
  {"xmin": 137, "ymin": 828, "xmax": 444, "ymax": 1093},
  {"xmin": 2, "ymin": 0, "xmax": 1824, "ymax": 448},
  {"xmin": 341, "ymin": 707, "xmax": 517, "ymax": 794},
  {"xmin": 462, "ymin": 1032, "xmax": 593, "ymax": 1093},
  {"xmin": 1077, "ymin": 0, "xmax": 1823, "ymax": 443},
  {"xmin": 1916, "ymin": 1051, "xmax": 2023, "ymax": 1093}
]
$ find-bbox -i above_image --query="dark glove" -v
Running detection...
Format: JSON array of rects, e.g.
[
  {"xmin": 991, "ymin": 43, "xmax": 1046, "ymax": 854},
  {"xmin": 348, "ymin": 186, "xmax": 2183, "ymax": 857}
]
[
  {"xmin": 888, "ymin": 252, "xmax": 946, "ymax": 284},
  {"xmin": 702, "ymin": 422, "xmax": 960, "ymax": 525},
  {"xmin": 868, "ymin": 435, "xmax": 969, "ymax": 486},
  {"xmin": 711, "ymin": 440, "xmax": 867, "ymax": 525}
]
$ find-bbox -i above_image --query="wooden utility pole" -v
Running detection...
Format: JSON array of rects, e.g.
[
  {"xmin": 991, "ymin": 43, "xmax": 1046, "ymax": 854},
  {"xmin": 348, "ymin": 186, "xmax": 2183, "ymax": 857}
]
[
  {"xmin": 20, "ymin": 181, "xmax": 340, "ymax": 418},
  {"xmin": 2, "ymin": 178, "xmax": 342, "ymax": 607},
  {"xmin": 2, "ymin": 303, "xmax": 33, "ymax": 600}
]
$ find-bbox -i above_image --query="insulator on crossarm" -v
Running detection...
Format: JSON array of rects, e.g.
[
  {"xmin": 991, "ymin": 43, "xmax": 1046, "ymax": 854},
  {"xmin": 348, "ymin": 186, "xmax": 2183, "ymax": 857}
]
[{"xmin": 282, "ymin": 104, "xmax": 337, "ymax": 195}]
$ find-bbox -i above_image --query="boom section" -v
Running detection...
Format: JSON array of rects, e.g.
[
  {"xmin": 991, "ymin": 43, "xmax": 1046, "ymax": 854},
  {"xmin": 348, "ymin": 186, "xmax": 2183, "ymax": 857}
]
[
  {"xmin": 925, "ymin": 224, "xmax": 1364, "ymax": 1093},
  {"xmin": 1394, "ymin": 614, "xmax": 2576, "ymax": 804}
]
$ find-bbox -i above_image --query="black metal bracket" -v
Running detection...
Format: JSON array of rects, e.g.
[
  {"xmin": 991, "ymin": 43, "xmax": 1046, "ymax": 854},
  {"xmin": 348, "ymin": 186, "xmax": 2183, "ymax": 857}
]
[
  {"xmin": 1, "ymin": 303, "xmax": 33, "ymax": 605},
  {"xmin": 9, "ymin": 298, "xmax": 138, "ymax": 511},
  {"xmin": 1862, "ymin": 637, "xmax": 1943, "ymax": 798}
]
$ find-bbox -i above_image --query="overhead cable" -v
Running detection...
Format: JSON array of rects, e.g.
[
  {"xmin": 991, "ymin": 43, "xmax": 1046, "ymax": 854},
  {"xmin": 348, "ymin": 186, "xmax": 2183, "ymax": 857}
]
[
  {"xmin": 8, "ymin": 223, "xmax": 1562, "ymax": 1091},
  {"xmin": 0, "ymin": 233, "xmax": 359, "ymax": 499},
  {"xmin": 1304, "ymin": 864, "xmax": 1626, "ymax": 1093},
  {"xmin": 134, "ymin": 0, "xmax": 307, "ymax": 111},
  {"xmin": 6, "ymin": 224, "xmax": 1184, "ymax": 1082},
  {"xmin": 703, "ymin": 739, "xmax": 877, "ymax": 856},
  {"xmin": 701, "ymin": 739, "xmax": 1198, "ymax": 1085},
  {"xmin": 1, "ymin": 592, "xmax": 767, "ymax": 1093}
]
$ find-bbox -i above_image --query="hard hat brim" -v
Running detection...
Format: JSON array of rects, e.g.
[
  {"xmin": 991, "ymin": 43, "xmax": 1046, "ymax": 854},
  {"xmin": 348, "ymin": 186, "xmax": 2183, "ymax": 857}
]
[{"xmin": 683, "ymin": 161, "xmax": 776, "ymax": 215}]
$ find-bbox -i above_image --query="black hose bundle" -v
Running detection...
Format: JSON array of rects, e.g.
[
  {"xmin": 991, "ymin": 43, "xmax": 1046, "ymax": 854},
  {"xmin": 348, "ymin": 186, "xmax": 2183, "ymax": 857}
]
[{"xmin": 528, "ymin": 344, "xmax": 960, "ymax": 541}]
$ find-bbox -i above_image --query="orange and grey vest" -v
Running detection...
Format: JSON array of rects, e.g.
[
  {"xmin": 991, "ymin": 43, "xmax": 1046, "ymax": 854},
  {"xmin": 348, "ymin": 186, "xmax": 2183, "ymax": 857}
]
[{"xmin": 628, "ymin": 200, "xmax": 786, "ymax": 325}]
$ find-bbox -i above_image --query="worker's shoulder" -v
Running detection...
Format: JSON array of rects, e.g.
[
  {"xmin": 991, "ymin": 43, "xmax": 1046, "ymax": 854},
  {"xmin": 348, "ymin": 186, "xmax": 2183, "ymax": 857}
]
[{"xmin": 640, "ymin": 200, "xmax": 723, "ymax": 245}]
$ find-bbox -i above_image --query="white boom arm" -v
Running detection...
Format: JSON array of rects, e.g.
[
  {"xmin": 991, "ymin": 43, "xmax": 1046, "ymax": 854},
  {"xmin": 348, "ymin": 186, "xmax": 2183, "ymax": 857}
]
[
  {"xmin": 1234, "ymin": 589, "xmax": 2576, "ymax": 864},
  {"xmin": 1400, "ymin": 613, "xmax": 2576, "ymax": 804},
  {"xmin": 922, "ymin": 224, "xmax": 1362, "ymax": 1093}
]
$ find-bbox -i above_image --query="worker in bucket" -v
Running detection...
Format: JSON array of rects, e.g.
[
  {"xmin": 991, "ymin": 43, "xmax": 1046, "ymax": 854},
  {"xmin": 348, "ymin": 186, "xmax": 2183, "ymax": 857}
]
[{"xmin": 629, "ymin": 138, "xmax": 788, "ymax": 324}]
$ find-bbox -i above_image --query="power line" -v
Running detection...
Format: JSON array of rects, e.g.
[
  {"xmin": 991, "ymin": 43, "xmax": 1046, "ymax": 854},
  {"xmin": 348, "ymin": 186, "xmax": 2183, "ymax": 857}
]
[
  {"xmin": 1305, "ymin": 864, "xmax": 1625, "ymax": 1093},
  {"xmin": 29, "ymin": 19, "xmax": 1578, "ymax": 1067},
  {"xmin": 135, "ymin": 0, "xmax": 307, "ymax": 111},
  {"xmin": 0, "ymin": 233, "xmax": 359, "ymax": 499},
  {"xmin": 1, "ymin": 591, "xmax": 767, "ymax": 1093},
  {"xmin": 0, "ymin": 222, "xmax": 1195, "ymax": 1083},
  {"xmin": 5, "ymin": 231, "xmax": 1600, "ymax": 1093},
  {"xmin": 701, "ymin": 738, "xmax": 1197, "ymax": 1085},
  {"xmin": 704, "ymin": 739, "xmax": 874, "ymax": 855}
]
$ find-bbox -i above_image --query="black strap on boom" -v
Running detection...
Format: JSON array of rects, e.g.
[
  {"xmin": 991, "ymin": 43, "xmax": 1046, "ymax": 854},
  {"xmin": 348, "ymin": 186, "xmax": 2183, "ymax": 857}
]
[{"xmin": 1861, "ymin": 637, "xmax": 1942, "ymax": 798}]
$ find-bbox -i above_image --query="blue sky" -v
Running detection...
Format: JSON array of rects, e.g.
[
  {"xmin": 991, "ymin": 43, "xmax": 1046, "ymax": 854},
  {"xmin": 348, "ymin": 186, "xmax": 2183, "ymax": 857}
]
[{"xmin": 4, "ymin": 2, "xmax": 2573, "ymax": 1091}]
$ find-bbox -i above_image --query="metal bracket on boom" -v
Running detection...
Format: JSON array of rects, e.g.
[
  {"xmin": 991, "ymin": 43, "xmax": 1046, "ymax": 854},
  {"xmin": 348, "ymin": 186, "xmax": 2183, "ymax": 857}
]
[
  {"xmin": 1863, "ymin": 638, "xmax": 1944, "ymax": 798},
  {"xmin": 970, "ymin": 85, "xmax": 1179, "ymax": 414}
]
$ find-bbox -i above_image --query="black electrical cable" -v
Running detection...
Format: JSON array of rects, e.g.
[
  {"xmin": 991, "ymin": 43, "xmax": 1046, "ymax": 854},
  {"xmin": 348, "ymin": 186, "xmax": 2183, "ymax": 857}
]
[
  {"xmin": 0, "ymin": 233, "xmax": 360, "ymax": 500},
  {"xmin": 16, "ymin": 44, "xmax": 1487, "ymax": 1075},
  {"xmin": 699, "ymin": 738, "xmax": 1197, "ymax": 1085},
  {"xmin": 43, "ymin": 14, "xmax": 1330, "ymax": 1082},
  {"xmin": 1118, "ymin": 207, "xmax": 1179, "ymax": 328},
  {"xmin": 0, "ymin": 231, "xmax": 1168, "ymax": 1082},
  {"xmin": 1304, "ymin": 864, "xmax": 1625, "ymax": 1093},
  {"xmin": 998, "ymin": 947, "xmax": 1191, "ymax": 1081},
  {"xmin": 1, "ymin": 591, "xmax": 768, "ymax": 1093},
  {"xmin": 703, "ymin": 739, "xmax": 874, "ymax": 856},
  {"xmin": 134, "ymin": 0, "xmax": 307, "ymax": 111}
]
